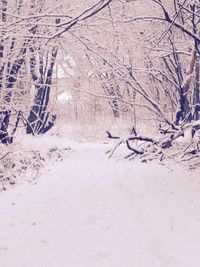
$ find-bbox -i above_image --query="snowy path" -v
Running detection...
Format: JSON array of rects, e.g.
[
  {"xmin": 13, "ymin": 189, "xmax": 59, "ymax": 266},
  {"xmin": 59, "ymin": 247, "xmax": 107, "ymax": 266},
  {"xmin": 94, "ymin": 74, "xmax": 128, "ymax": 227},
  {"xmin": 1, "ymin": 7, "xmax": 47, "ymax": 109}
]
[{"xmin": 0, "ymin": 142, "xmax": 200, "ymax": 267}]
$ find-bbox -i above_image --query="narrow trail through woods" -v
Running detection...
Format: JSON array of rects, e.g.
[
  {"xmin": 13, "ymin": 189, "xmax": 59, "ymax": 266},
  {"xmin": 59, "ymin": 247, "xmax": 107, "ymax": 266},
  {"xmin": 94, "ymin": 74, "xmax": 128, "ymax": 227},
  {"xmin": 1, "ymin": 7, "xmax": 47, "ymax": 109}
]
[{"xmin": 0, "ymin": 141, "xmax": 200, "ymax": 267}]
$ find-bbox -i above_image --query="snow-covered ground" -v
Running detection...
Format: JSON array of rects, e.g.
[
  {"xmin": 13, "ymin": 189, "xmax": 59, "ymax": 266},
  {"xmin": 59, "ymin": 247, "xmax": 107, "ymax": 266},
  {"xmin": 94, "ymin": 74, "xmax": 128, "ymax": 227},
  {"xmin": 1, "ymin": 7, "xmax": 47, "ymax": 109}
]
[{"xmin": 0, "ymin": 138, "xmax": 200, "ymax": 267}]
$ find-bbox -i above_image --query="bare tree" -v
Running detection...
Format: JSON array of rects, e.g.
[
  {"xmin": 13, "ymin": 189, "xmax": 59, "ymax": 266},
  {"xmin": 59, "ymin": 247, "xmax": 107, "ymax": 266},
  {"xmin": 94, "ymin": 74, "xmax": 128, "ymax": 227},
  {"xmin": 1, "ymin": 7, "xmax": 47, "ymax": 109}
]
[{"xmin": 0, "ymin": 0, "xmax": 112, "ymax": 142}]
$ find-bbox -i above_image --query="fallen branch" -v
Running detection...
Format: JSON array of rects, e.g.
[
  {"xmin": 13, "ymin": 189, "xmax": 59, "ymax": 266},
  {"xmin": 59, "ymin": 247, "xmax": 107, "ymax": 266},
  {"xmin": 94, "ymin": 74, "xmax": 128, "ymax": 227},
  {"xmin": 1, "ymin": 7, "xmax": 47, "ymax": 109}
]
[
  {"xmin": 106, "ymin": 131, "xmax": 120, "ymax": 139},
  {"xmin": 106, "ymin": 122, "xmax": 200, "ymax": 168},
  {"xmin": 125, "ymin": 140, "xmax": 144, "ymax": 155}
]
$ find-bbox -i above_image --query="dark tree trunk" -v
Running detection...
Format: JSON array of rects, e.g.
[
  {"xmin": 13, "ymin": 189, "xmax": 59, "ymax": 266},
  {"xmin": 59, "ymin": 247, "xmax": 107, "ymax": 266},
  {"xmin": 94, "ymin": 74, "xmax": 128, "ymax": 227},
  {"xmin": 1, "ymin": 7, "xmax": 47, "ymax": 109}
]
[
  {"xmin": 193, "ymin": 55, "xmax": 200, "ymax": 120},
  {"xmin": 0, "ymin": 0, "xmax": 34, "ymax": 143},
  {"xmin": 0, "ymin": 111, "xmax": 13, "ymax": 144},
  {"xmin": 175, "ymin": 49, "xmax": 197, "ymax": 124},
  {"xmin": 0, "ymin": 0, "xmax": 14, "ymax": 143},
  {"xmin": 176, "ymin": 87, "xmax": 191, "ymax": 124},
  {"xmin": 26, "ymin": 85, "xmax": 56, "ymax": 134},
  {"xmin": 26, "ymin": 48, "xmax": 57, "ymax": 134},
  {"xmin": 0, "ymin": 46, "xmax": 27, "ymax": 143}
]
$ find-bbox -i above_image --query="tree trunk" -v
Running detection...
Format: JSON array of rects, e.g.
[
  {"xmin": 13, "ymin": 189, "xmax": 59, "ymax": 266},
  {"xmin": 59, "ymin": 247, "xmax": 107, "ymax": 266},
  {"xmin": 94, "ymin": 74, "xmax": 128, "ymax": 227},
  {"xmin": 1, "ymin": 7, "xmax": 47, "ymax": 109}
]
[
  {"xmin": 26, "ymin": 48, "xmax": 57, "ymax": 134},
  {"xmin": 176, "ymin": 48, "xmax": 196, "ymax": 124},
  {"xmin": 105, "ymin": 84, "xmax": 121, "ymax": 118},
  {"xmin": 26, "ymin": 85, "xmax": 56, "ymax": 134},
  {"xmin": 193, "ymin": 54, "xmax": 200, "ymax": 120},
  {"xmin": 98, "ymin": 72, "xmax": 121, "ymax": 118}
]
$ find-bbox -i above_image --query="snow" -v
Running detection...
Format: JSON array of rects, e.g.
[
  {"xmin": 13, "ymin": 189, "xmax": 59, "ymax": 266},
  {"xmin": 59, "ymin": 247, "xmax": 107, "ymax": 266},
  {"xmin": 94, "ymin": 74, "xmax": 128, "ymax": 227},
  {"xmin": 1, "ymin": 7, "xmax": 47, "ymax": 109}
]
[
  {"xmin": 0, "ymin": 138, "xmax": 200, "ymax": 267},
  {"xmin": 57, "ymin": 91, "xmax": 72, "ymax": 103}
]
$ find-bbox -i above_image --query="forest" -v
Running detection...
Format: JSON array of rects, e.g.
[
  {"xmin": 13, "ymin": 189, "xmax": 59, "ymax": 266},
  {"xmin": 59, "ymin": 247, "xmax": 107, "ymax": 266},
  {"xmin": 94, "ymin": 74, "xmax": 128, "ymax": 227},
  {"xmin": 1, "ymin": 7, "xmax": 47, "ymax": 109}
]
[
  {"xmin": 1, "ymin": 1, "xmax": 200, "ymax": 170},
  {"xmin": 0, "ymin": 1, "xmax": 200, "ymax": 266}
]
